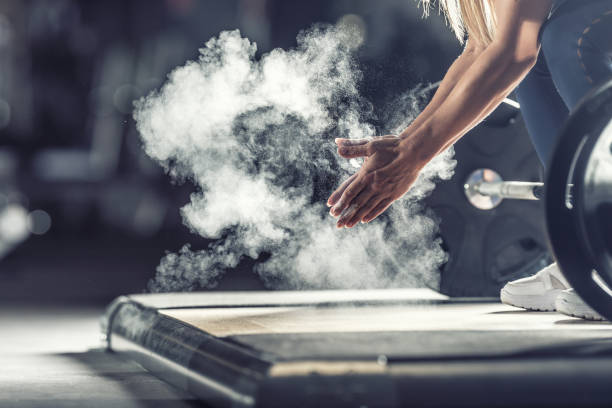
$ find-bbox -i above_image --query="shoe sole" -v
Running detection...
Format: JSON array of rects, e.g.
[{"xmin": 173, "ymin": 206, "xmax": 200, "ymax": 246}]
[
  {"xmin": 500, "ymin": 287, "xmax": 563, "ymax": 312},
  {"xmin": 556, "ymin": 297, "xmax": 606, "ymax": 321}
]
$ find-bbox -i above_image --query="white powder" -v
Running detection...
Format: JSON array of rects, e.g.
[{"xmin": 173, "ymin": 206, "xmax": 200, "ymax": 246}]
[{"xmin": 134, "ymin": 24, "xmax": 456, "ymax": 292}]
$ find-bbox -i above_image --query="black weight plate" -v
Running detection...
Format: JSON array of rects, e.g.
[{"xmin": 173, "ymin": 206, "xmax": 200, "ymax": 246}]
[
  {"xmin": 574, "ymin": 90, "xmax": 612, "ymax": 285},
  {"xmin": 546, "ymin": 79, "xmax": 612, "ymax": 322}
]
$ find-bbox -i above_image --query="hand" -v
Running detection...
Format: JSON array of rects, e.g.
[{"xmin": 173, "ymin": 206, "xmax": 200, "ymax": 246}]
[{"xmin": 327, "ymin": 135, "xmax": 427, "ymax": 228}]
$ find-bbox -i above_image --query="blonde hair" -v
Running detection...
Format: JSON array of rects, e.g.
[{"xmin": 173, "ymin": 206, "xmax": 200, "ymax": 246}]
[{"xmin": 421, "ymin": 0, "xmax": 497, "ymax": 46}]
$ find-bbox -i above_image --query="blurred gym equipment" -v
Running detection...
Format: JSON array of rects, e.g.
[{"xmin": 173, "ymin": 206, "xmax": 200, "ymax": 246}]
[{"xmin": 0, "ymin": 0, "xmax": 462, "ymax": 302}]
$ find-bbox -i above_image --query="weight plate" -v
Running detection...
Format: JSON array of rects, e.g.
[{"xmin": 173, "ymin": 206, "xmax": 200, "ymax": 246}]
[
  {"xmin": 546, "ymin": 79, "xmax": 612, "ymax": 321},
  {"xmin": 575, "ymin": 105, "xmax": 612, "ymax": 285}
]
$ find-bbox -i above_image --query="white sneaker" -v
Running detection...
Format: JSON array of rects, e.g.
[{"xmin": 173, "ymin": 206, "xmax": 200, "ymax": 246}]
[
  {"xmin": 500, "ymin": 263, "xmax": 570, "ymax": 311},
  {"xmin": 555, "ymin": 288, "xmax": 606, "ymax": 321}
]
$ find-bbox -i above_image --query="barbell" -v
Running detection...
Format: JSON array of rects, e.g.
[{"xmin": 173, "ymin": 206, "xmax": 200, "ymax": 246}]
[{"xmin": 462, "ymin": 79, "xmax": 612, "ymax": 321}]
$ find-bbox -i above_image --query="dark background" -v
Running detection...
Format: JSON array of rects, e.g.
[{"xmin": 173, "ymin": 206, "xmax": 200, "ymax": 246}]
[{"xmin": 0, "ymin": 0, "xmax": 545, "ymax": 304}]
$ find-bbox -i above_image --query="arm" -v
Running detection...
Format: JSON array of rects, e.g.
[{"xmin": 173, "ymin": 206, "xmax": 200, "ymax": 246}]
[
  {"xmin": 329, "ymin": 0, "xmax": 554, "ymax": 228},
  {"xmin": 402, "ymin": 0, "xmax": 553, "ymax": 157},
  {"xmin": 399, "ymin": 39, "xmax": 485, "ymax": 139},
  {"xmin": 327, "ymin": 40, "xmax": 485, "ymax": 210}
]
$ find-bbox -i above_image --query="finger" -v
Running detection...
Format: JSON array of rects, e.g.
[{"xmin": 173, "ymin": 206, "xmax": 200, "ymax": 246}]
[
  {"xmin": 337, "ymin": 143, "xmax": 371, "ymax": 159},
  {"xmin": 335, "ymin": 138, "xmax": 370, "ymax": 146},
  {"xmin": 362, "ymin": 198, "xmax": 393, "ymax": 223},
  {"xmin": 338, "ymin": 189, "xmax": 378, "ymax": 228},
  {"xmin": 331, "ymin": 176, "xmax": 367, "ymax": 216},
  {"xmin": 336, "ymin": 203, "xmax": 358, "ymax": 228},
  {"xmin": 327, "ymin": 173, "xmax": 357, "ymax": 207},
  {"xmin": 344, "ymin": 195, "xmax": 380, "ymax": 228}
]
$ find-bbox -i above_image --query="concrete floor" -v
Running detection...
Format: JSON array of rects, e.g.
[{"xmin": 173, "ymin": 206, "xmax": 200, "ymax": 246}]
[{"xmin": 0, "ymin": 303, "xmax": 203, "ymax": 408}]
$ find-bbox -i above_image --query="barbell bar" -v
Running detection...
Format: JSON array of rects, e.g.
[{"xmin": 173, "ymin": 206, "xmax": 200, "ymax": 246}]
[{"xmin": 463, "ymin": 168, "xmax": 544, "ymax": 210}]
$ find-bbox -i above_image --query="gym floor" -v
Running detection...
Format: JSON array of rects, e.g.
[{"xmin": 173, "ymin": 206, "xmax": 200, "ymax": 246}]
[{"xmin": 0, "ymin": 303, "xmax": 205, "ymax": 408}]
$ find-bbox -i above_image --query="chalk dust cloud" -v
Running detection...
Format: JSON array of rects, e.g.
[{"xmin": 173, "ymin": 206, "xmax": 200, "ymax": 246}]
[{"xmin": 134, "ymin": 23, "xmax": 456, "ymax": 292}]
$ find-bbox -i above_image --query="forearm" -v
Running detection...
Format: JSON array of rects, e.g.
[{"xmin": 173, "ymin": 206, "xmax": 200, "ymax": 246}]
[
  {"xmin": 409, "ymin": 43, "xmax": 537, "ymax": 159},
  {"xmin": 399, "ymin": 42, "xmax": 483, "ymax": 139}
]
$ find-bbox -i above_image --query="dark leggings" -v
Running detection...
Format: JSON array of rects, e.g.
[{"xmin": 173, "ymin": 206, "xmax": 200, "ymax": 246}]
[{"xmin": 515, "ymin": 0, "xmax": 612, "ymax": 166}]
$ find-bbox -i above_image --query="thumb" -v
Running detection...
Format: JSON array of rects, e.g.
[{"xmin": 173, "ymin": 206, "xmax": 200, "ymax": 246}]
[
  {"xmin": 335, "ymin": 138, "xmax": 370, "ymax": 146},
  {"xmin": 337, "ymin": 141, "xmax": 372, "ymax": 159}
]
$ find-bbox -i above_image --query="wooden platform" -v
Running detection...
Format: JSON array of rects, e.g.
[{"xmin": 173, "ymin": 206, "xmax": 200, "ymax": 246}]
[{"xmin": 103, "ymin": 289, "xmax": 612, "ymax": 407}]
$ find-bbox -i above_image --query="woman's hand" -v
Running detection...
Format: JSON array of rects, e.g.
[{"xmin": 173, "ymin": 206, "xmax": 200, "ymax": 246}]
[{"xmin": 327, "ymin": 135, "xmax": 428, "ymax": 228}]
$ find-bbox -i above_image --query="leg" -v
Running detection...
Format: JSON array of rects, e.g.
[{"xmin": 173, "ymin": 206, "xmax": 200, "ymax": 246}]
[
  {"xmin": 542, "ymin": 1, "xmax": 612, "ymax": 110},
  {"xmin": 514, "ymin": 54, "xmax": 569, "ymax": 166},
  {"xmin": 502, "ymin": 61, "xmax": 570, "ymax": 310}
]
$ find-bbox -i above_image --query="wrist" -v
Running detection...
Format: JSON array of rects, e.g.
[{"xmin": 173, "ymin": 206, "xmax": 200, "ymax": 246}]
[
  {"xmin": 398, "ymin": 125, "xmax": 415, "ymax": 140},
  {"xmin": 399, "ymin": 125, "xmax": 438, "ymax": 167}
]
